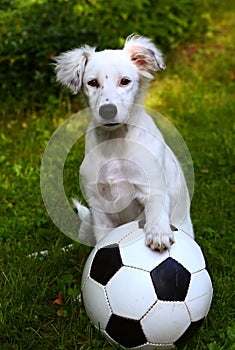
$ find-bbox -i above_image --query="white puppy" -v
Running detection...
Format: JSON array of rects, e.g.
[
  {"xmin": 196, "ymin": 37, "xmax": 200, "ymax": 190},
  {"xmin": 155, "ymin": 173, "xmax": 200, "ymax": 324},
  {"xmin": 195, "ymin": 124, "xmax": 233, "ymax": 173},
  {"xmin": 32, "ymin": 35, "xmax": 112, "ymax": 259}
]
[{"xmin": 55, "ymin": 35, "xmax": 194, "ymax": 251}]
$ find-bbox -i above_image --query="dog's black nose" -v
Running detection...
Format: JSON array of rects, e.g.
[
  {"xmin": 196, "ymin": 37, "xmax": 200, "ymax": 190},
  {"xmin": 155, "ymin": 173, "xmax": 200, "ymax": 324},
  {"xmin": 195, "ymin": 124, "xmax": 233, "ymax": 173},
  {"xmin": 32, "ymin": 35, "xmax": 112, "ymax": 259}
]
[{"xmin": 99, "ymin": 104, "xmax": 117, "ymax": 120}]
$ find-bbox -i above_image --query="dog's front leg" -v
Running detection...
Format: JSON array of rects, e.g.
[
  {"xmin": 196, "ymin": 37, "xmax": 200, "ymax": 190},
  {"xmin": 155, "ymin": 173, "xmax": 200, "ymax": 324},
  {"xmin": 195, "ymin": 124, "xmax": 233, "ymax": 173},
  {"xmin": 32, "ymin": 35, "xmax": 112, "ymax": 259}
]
[{"xmin": 143, "ymin": 193, "xmax": 174, "ymax": 252}]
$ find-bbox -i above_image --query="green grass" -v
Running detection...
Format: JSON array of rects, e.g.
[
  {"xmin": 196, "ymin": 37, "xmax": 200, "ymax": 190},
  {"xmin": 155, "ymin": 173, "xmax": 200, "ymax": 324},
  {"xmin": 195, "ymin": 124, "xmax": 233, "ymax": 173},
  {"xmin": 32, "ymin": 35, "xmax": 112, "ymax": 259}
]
[{"xmin": 0, "ymin": 2, "xmax": 234, "ymax": 349}]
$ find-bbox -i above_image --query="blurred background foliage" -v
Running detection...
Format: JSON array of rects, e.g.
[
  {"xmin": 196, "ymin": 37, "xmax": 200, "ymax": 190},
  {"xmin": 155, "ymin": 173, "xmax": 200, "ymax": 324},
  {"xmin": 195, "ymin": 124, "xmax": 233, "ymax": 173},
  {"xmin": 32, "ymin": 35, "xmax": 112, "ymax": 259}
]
[{"xmin": 0, "ymin": 0, "xmax": 212, "ymax": 112}]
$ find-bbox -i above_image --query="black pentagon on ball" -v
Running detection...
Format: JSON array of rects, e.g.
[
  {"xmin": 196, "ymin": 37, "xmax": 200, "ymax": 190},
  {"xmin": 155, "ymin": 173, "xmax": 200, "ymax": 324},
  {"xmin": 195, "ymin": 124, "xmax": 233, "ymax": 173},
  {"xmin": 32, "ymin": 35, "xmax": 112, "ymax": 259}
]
[
  {"xmin": 106, "ymin": 314, "xmax": 147, "ymax": 348},
  {"xmin": 90, "ymin": 245, "xmax": 123, "ymax": 285},
  {"xmin": 150, "ymin": 257, "xmax": 191, "ymax": 301}
]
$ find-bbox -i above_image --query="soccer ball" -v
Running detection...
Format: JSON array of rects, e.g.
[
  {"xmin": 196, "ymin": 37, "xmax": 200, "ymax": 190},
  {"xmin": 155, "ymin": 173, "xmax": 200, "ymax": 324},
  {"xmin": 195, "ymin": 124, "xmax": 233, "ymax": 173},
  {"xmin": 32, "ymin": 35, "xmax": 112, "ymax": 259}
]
[{"xmin": 81, "ymin": 221, "xmax": 213, "ymax": 349}]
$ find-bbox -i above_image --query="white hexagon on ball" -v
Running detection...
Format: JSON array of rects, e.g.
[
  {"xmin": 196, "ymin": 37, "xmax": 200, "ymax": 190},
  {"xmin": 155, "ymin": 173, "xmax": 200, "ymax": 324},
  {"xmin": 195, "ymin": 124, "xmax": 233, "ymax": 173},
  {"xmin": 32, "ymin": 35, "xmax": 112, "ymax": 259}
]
[
  {"xmin": 106, "ymin": 266, "xmax": 157, "ymax": 319},
  {"xmin": 120, "ymin": 227, "xmax": 170, "ymax": 271},
  {"xmin": 185, "ymin": 269, "xmax": 213, "ymax": 321},
  {"xmin": 141, "ymin": 301, "xmax": 190, "ymax": 344},
  {"xmin": 82, "ymin": 277, "xmax": 111, "ymax": 329},
  {"xmin": 169, "ymin": 230, "xmax": 205, "ymax": 273}
]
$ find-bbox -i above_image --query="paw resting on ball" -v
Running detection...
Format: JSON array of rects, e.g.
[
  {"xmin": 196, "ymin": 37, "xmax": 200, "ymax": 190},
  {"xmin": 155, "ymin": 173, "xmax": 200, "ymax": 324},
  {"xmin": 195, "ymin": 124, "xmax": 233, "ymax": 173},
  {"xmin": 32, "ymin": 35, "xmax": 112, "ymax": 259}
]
[{"xmin": 145, "ymin": 225, "xmax": 175, "ymax": 252}]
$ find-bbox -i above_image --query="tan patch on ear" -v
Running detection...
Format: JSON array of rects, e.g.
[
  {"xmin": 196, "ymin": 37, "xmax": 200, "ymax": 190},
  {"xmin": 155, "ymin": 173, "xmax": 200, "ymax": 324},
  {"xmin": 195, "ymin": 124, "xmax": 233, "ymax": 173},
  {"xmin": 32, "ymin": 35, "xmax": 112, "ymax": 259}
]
[
  {"xmin": 131, "ymin": 52, "xmax": 149, "ymax": 68},
  {"xmin": 129, "ymin": 46, "xmax": 157, "ymax": 71}
]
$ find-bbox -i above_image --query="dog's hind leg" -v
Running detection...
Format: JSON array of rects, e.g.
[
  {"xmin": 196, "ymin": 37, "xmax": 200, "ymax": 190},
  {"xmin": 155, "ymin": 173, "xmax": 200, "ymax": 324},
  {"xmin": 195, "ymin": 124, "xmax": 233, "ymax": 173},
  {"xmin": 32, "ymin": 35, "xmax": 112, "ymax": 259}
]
[{"xmin": 72, "ymin": 198, "xmax": 96, "ymax": 246}]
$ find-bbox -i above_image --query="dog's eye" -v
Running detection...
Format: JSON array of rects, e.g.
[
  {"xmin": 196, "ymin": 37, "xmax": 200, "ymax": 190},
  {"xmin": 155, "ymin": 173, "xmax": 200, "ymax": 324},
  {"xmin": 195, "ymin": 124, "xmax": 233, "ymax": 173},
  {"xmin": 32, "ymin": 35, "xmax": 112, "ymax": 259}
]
[
  {"xmin": 88, "ymin": 79, "xmax": 99, "ymax": 88},
  {"xmin": 120, "ymin": 77, "xmax": 131, "ymax": 86}
]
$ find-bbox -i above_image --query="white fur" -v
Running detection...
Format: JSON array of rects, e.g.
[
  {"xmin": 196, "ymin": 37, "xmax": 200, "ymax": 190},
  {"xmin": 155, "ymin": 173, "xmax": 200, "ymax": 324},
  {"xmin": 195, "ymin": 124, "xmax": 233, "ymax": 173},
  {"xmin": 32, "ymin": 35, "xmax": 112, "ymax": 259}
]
[{"xmin": 55, "ymin": 35, "xmax": 194, "ymax": 251}]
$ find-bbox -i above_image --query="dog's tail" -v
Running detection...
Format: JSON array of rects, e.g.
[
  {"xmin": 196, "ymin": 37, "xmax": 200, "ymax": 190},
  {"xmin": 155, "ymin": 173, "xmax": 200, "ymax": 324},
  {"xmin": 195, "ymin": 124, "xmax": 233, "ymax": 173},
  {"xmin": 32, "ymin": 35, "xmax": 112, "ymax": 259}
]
[
  {"xmin": 72, "ymin": 198, "xmax": 96, "ymax": 246},
  {"xmin": 72, "ymin": 198, "xmax": 91, "ymax": 221}
]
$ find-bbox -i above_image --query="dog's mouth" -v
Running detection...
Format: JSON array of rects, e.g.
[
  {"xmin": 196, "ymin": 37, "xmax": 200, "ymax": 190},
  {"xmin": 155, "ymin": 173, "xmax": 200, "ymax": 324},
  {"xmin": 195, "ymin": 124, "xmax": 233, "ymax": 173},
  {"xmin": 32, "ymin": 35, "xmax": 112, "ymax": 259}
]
[{"xmin": 103, "ymin": 123, "xmax": 122, "ymax": 129}]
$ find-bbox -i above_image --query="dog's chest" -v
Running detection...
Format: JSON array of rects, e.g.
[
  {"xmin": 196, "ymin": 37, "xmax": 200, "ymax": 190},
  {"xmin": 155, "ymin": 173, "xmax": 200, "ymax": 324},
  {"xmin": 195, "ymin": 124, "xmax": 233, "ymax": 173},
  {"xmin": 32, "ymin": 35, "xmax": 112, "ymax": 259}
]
[
  {"xmin": 80, "ymin": 150, "xmax": 140, "ymax": 212},
  {"xmin": 97, "ymin": 158, "xmax": 134, "ymax": 200},
  {"xmin": 81, "ymin": 124, "xmax": 155, "ymax": 209}
]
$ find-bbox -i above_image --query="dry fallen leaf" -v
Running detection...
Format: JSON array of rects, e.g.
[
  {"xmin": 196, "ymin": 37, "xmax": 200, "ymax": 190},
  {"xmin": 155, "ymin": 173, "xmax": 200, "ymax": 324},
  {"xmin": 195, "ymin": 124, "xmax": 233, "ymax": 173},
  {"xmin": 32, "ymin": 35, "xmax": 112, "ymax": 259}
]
[{"xmin": 53, "ymin": 291, "xmax": 63, "ymax": 306}]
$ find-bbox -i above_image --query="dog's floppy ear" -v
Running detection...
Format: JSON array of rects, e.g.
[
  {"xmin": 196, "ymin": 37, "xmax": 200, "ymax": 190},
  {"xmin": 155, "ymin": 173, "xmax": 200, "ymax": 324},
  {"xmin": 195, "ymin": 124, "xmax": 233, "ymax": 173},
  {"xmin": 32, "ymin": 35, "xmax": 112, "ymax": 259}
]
[
  {"xmin": 123, "ymin": 35, "xmax": 165, "ymax": 79},
  {"xmin": 54, "ymin": 45, "xmax": 95, "ymax": 94}
]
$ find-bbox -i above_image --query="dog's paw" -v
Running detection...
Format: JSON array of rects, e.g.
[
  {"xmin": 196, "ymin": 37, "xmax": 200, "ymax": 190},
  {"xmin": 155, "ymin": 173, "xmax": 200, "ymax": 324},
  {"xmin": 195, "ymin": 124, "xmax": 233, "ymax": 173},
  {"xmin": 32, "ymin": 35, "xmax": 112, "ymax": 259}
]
[{"xmin": 145, "ymin": 226, "xmax": 175, "ymax": 252}]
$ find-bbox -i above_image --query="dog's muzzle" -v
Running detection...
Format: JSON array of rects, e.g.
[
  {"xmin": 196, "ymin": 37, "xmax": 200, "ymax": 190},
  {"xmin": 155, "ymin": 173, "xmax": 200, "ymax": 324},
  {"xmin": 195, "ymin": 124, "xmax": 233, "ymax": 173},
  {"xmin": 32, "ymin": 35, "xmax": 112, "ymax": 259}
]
[{"xmin": 99, "ymin": 104, "xmax": 117, "ymax": 122}]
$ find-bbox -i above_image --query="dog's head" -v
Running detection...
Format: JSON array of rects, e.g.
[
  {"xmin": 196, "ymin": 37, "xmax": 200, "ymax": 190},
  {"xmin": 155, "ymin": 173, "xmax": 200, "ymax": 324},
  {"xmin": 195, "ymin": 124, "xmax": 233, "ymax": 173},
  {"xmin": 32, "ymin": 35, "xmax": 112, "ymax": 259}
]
[{"xmin": 55, "ymin": 35, "xmax": 165, "ymax": 128}]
